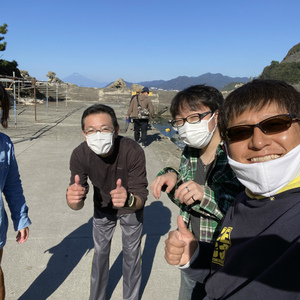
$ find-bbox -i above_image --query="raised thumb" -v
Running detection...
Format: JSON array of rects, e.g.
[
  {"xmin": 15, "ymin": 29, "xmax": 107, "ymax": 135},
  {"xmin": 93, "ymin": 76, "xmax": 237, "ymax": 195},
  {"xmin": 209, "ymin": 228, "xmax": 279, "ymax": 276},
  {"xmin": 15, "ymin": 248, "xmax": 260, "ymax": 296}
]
[
  {"xmin": 74, "ymin": 174, "xmax": 80, "ymax": 186},
  {"xmin": 116, "ymin": 178, "xmax": 122, "ymax": 189},
  {"xmin": 177, "ymin": 215, "xmax": 191, "ymax": 238}
]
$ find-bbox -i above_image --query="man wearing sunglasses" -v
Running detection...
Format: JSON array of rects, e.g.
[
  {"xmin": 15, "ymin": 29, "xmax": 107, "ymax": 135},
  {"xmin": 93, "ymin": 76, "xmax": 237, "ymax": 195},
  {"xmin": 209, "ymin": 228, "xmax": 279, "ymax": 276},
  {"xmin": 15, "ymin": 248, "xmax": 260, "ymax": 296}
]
[
  {"xmin": 151, "ymin": 85, "xmax": 243, "ymax": 299},
  {"xmin": 164, "ymin": 79, "xmax": 300, "ymax": 299}
]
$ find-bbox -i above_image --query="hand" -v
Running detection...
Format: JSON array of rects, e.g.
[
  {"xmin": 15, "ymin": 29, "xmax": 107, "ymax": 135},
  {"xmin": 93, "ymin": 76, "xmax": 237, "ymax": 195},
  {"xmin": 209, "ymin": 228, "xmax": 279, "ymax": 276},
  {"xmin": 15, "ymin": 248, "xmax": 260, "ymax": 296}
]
[
  {"xmin": 66, "ymin": 175, "xmax": 85, "ymax": 210},
  {"xmin": 175, "ymin": 181, "xmax": 204, "ymax": 206},
  {"xmin": 110, "ymin": 178, "xmax": 127, "ymax": 208},
  {"xmin": 16, "ymin": 227, "xmax": 29, "ymax": 244},
  {"xmin": 150, "ymin": 172, "xmax": 177, "ymax": 199},
  {"xmin": 165, "ymin": 215, "xmax": 198, "ymax": 265}
]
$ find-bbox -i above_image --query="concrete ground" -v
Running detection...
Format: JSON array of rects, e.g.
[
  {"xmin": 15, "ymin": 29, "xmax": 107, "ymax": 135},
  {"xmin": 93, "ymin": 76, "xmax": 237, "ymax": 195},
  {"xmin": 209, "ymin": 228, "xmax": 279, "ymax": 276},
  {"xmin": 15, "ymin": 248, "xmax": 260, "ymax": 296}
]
[{"xmin": 2, "ymin": 100, "xmax": 183, "ymax": 300}]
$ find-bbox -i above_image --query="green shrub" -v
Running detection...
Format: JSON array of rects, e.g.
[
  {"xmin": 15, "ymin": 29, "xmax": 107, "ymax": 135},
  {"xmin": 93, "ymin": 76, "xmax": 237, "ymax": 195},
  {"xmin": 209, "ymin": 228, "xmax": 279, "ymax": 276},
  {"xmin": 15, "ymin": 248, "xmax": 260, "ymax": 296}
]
[{"xmin": 260, "ymin": 61, "xmax": 300, "ymax": 84}]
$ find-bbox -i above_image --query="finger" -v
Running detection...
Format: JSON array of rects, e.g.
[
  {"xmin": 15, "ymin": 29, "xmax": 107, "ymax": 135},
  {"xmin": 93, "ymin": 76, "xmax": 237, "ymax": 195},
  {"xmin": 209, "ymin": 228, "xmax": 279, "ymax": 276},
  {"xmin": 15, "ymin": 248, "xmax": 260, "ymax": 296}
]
[
  {"xmin": 150, "ymin": 178, "xmax": 161, "ymax": 199},
  {"xmin": 16, "ymin": 231, "xmax": 20, "ymax": 242},
  {"xmin": 164, "ymin": 230, "xmax": 186, "ymax": 265},
  {"xmin": 154, "ymin": 182, "xmax": 162, "ymax": 199},
  {"xmin": 116, "ymin": 178, "xmax": 122, "ymax": 189},
  {"xmin": 74, "ymin": 174, "xmax": 80, "ymax": 186},
  {"xmin": 165, "ymin": 184, "xmax": 173, "ymax": 194},
  {"xmin": 150, "ymin": 181, "xmax": 157, "ymax": 198},
  {"xmin": 164, "ymin": 248, "xmax": 184, "ymax": 265},
  {"xmin": 16, "ymin": 228, "xmax": 29, "ymax": 244},
  {"xmin": 177, "ymin": 215, "xmax": 192, "ymax": 238},
  {"xmin": 175, "ymin": 183, "xmax": 186, "ymax": 199}
]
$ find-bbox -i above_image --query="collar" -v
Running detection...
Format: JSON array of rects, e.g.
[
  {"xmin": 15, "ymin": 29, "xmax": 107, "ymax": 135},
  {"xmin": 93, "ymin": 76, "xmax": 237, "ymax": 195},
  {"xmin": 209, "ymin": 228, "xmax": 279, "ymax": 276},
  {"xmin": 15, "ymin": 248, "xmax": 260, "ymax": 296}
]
[{"xmin": 246, "ymin": 176, "xmax": 300, "ymax": 199}]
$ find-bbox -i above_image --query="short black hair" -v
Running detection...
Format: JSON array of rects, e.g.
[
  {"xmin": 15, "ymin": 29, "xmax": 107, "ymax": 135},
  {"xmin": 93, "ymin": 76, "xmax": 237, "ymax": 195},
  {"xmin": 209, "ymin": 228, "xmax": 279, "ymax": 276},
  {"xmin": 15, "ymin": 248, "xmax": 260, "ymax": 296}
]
[
  {"xmin": 170, "ymin": 85, "xmax": 224, "ymax": 119},
  {"xmin": 0, "ymin": 82, "xmax": 10, "ymax": 128},
  {"xmin": 218, "ymin": 79, "xmax": 300, "ymax": 143},
  {"xmin": 81, "ymin": 104, "xmax": 119, "ymax": 130}
]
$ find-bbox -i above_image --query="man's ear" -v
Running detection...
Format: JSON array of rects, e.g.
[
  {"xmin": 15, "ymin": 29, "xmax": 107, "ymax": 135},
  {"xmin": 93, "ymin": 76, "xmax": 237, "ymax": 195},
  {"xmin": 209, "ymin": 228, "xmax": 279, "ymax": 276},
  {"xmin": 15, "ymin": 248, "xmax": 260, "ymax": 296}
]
[
  {"xmin": 82, "ymin": 130, "xmax": 87, "ymax": 141},
  {"xmin": 222, "ymin": 143, "xmax": 227, "ymax": 154},
  {"xmin": 214, "ymin": 109, "xmax": 219, "ymax": 121},
  {"xmin": 114, "ymin": 125, "xmax": 120, "ymax": 137},
  {"xmin": 222, "ymin": 141, "xmax": 230, "ymax": 155}
]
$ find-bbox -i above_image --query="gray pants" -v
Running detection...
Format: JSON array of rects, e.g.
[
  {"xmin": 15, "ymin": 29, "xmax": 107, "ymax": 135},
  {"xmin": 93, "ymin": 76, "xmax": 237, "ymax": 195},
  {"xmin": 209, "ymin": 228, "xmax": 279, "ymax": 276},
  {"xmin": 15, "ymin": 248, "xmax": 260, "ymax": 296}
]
[
  {"xmin": 89, "ymin": 210, "xmax": 143, "ymax": 300},
  {"xmin": 179, "ymin": 271, "xmax": 207, "ymax": 300}
]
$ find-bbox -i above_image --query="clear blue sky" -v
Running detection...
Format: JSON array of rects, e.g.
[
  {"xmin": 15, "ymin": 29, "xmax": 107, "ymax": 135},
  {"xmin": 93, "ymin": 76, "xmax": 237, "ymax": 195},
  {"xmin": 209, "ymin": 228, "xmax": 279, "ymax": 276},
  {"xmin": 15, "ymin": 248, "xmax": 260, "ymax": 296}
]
[{"xmin": 1, "ymin": 0, "xmax": 300, "ymax": 83}]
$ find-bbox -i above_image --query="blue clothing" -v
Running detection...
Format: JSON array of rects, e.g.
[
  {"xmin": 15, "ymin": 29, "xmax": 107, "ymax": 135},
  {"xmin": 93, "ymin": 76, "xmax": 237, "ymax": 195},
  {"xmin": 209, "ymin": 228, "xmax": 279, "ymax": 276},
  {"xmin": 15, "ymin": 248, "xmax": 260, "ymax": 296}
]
[{"xmin": 0, "ymin": 132, "xmax": 31, "ymax": 249}]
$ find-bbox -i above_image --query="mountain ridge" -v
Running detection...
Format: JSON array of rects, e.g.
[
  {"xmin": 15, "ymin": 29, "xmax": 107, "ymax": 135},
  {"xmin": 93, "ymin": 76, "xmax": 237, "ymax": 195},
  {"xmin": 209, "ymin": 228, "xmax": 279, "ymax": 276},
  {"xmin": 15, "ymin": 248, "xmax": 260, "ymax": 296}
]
[
  {"xmin": 63, "ymin": 72, "xmax": 250, "ymax": 90},
  {"xmin": 62, "ymin": 73, "xmax": 109, "ymax": 88}
]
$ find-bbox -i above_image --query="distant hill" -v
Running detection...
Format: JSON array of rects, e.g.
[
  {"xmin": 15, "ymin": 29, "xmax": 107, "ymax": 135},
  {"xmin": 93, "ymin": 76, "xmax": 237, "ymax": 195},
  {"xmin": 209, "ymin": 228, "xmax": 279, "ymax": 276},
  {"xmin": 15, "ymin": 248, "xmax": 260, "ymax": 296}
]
[
  {"xmin": 137, "ymin": 79, "xmax": 166, "ymax": 88},
  {"xmin": 150, "ymin": 73, "xmax": 249, "ymax": 90},
  {"xmin": 281, "ymin": 43, "xmax": 300, "ymax": 63},
  {"xmin": 63, "ymin": 73, "xmax": 109, "ymax": 88},
  {"xmin": 259, "ymin": 43, "xmax": 300, "ymax": 84},
  {"xmin": 106, "ymin": 73, "xmax": 250, "ymax": 91}
]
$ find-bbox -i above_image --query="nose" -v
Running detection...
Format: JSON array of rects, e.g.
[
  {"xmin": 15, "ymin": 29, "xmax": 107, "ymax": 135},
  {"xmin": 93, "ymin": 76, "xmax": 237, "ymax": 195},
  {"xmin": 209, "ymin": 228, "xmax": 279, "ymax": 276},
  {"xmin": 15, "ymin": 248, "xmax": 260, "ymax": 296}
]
[{"xmin": 248, "ymin": 126, "xmax": 272, "ymax": 150}]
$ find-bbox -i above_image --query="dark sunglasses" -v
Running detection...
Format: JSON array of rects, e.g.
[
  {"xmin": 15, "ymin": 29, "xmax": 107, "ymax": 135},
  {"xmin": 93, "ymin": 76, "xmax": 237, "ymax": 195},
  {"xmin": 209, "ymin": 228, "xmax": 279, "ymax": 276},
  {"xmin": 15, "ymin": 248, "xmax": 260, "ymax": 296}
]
[{"xmin": 226, "ymin": 114, "xmax": 299, "ymax": 142}]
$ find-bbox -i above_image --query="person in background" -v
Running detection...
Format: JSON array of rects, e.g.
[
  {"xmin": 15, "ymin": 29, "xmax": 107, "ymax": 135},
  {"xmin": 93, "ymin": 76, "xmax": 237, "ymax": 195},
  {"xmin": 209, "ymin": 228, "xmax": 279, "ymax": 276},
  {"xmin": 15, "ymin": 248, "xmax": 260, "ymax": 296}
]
[
  {"xmin": 165, "ymin": 79, "xmax": 300, "ymax": 299},
  {"xmin": 0, "ymin": 82, "xmax": 31, "ymax": 300},
  {"xmin": 130, "ymin": 88, "xmax": 141, "ymax": 104},
  {"xmin": 66, "ymin": 104, "xmax": 148, "ymax": 300},
  {"xmin": 127, "ymin": 88, "xmax": 142, "ymax": 132},
  {"xmin": 127, "ymin": 87, "xmax": 154, "ymax": 148},
  {"xmin": 151, "ymin": 85, "xmax": 243, "ymax": 300}
]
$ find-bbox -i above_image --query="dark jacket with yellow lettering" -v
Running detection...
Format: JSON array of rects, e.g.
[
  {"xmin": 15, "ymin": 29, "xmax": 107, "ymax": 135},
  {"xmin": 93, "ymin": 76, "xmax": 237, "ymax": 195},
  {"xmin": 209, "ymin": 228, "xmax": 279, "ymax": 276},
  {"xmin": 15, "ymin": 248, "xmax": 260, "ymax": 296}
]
[{"xmin": 183, "ymin": 188, "xmax": 300, "ymax": 299}]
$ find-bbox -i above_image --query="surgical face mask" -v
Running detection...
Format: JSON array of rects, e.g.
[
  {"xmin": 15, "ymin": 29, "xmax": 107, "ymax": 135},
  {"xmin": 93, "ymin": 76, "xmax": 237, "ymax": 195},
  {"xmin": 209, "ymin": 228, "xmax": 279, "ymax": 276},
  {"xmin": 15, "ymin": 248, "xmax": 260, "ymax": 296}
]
[
  {"xmin": 86, "ymin": 131, "xmax": 114, "ymax": 155},
  {"xmin": 177, "ymin": 113, "xmax": 216, "ymax": 149},
  {"xmin": 227, "ymin": 143, "xmax": 300, "ymax": 197}
]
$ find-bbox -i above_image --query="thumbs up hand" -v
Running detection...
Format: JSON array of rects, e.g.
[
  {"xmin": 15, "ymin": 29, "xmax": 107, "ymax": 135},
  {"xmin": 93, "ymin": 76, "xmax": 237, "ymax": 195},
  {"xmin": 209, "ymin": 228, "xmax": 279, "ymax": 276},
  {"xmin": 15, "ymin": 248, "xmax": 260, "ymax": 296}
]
[
  {"xmin": 66, "ymin": 175, "xmax": 86, "ymax": 210},
  {"xmin": 110, "ymin": 178, "xmax": 127, "ymax": 208},
  {"xmin": 165, "ymin": 215, "xmax": 198, "ymax": 266}
]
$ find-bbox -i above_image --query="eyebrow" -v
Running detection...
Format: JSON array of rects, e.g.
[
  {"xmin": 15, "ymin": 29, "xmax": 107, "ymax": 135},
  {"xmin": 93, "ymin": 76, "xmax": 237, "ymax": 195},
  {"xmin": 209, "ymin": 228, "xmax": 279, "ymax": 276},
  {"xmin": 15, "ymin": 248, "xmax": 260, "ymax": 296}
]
[
  {"xmin": 229, "ymin": 113, "xmax": 284, "ymax": 127},
  {"xmin": 85, "ymin": 124, "xmax": 112, "ymax": 128}
]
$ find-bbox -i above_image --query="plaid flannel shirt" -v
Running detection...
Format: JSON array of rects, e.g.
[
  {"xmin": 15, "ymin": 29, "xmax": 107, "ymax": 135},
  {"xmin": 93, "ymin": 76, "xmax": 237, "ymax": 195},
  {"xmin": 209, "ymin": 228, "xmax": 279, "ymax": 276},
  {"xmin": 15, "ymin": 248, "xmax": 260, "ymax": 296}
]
[{"xmin": 158, "ymin": 143, "xmax": 244, "ymax": 243}]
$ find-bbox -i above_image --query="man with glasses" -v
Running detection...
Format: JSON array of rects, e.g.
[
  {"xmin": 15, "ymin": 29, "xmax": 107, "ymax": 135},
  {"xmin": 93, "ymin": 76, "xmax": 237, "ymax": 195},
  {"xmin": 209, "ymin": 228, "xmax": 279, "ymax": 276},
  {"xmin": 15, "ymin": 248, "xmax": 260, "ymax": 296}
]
[
  {"xmin": 150, "ymin": 85, "xmax": 243, "ymax": 299},
  {"xmin": 164, "ymin": 79, "xmax": 300, "ymax": 299},
  {"xmin": 66, "ymin": 104, "xmax": 148, "ymax": 300}
]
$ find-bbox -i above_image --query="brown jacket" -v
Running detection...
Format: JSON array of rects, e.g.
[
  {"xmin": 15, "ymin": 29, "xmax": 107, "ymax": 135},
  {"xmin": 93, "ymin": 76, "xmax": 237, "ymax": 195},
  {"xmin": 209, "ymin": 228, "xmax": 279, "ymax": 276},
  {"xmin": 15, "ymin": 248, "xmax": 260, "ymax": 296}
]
[{"xmin": 127, "ymin": 94, "xmax": 155, "ymax": 119}]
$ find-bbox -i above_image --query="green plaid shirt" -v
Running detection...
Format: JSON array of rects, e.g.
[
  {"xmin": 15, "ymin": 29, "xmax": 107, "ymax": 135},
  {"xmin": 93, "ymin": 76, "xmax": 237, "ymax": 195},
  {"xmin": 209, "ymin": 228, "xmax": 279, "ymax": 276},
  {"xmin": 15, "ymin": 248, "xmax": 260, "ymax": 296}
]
[{"xmin": 158, "ymin": 143, "xmax": 244, "ymax": 243}]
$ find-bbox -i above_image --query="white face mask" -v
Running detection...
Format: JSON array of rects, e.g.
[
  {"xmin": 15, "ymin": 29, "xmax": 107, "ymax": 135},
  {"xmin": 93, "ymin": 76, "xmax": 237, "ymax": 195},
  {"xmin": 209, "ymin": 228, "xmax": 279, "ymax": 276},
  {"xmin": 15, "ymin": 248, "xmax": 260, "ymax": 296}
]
[
  {"xmin": 177, "ymin": 113, "xmax": 216, "ymax": 149},
  {"xmin": 227, "ymin": 143, "xmax": 300, "ymax": 197},
  {"xmin": 86, "ymin": 131, "xmax": 114, "ymax": 155}
]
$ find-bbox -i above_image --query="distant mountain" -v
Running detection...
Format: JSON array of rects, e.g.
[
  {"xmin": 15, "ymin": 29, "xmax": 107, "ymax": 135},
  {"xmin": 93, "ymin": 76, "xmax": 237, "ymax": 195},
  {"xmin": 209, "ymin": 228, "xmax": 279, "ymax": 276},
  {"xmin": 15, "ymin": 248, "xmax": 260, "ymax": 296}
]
[
  {"xmin": 137, "ymin": 79, "xmax": 166, "ymax": 88},
  {"xmin": 117, "ymin": 73, "xmax": 249, "ymax": 91},
  {"xmin": 137, "ymin": 73, "xmax": 250, "ymax": 90},
  {"xmin": 66, "ymin": 72, "xmax": 250, "ymax": 90},
  {"xmin": 63, "ymin": 73, "xmax": 109, "ymax": 88}
]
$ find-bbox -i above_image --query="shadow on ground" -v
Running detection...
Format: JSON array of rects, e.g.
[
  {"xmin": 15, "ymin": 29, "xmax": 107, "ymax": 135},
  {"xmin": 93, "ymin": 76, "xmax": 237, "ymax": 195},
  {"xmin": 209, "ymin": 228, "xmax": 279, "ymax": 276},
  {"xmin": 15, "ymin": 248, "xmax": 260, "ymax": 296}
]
[
  {"xmin": 106, "ymin": 201, "xmax": 171, "ymax": 299},
  {"xmin": 19, "ymin": 218, "xmax": 94, "ymax": 300},
  {"xmin": 18, "ymin": 201, "xmax": 171, "ymax": 299}
]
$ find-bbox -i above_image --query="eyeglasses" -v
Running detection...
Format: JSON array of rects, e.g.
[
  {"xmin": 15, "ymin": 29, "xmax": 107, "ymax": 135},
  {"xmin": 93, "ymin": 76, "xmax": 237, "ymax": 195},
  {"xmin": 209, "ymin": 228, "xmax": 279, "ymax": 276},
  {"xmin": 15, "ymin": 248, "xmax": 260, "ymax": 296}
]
[
  {"xmin": 226, "ymin": 114, "xmax": 299, "ymax": 142},
  {"xmin": 171, "ymin": 111, "xmax": 212, "ymax": 127},
  {"xmin": 84, "ymin": 126, "xmax": 114, "ymax": 135}
]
